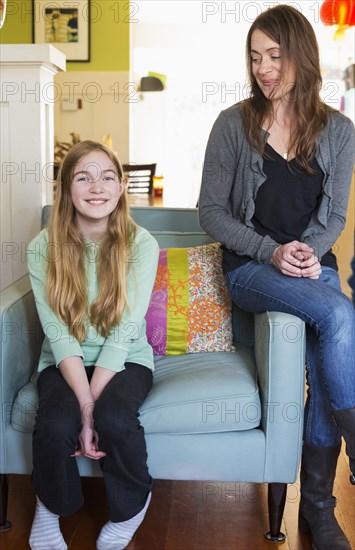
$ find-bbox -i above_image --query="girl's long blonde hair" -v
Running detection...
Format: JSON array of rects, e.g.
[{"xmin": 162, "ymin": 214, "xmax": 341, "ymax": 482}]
[
  {"xmin": 47, "ymin": 140, "xmax": 136, "ymax": 342},
  {"xmin": 242, "ymin": 5, "xmax": 332, "ymax": 173}
]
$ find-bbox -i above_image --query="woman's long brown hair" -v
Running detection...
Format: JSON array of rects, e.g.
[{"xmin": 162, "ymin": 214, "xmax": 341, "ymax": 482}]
[
  {"xmin": 242, "ymin": 5, "xmax": 332, "ymax": 173},
  {"xmin": 46, "ymin": 140, "xmax": 136, "ymax": 342}
]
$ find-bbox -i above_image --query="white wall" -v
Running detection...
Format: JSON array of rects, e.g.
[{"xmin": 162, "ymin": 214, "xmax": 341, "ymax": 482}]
[
  {"xmin": 50, "ymin": 2, "xmax": 354, "ymax": 208},
  {"xmin": 130, "ymin": 0, "xmax": 354, "ymax": 206},
  {"xmin": 54, "ymin": 71, "xmax": 130, "ymax": 166}
]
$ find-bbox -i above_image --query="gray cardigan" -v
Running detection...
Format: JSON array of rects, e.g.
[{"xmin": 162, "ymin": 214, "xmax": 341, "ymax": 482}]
[{"xmin": 199, "ymin": 103, "xmax": 355, "ymax": 264}]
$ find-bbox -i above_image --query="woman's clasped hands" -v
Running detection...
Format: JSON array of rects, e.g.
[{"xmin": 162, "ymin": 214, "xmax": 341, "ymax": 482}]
[
  {"xmin": 271, "ymin": 241, "xmax": 322, "ymax": 279},
  {"xmin": 71, "ymin": 401, "xmax": 106, "ymax": 460}
]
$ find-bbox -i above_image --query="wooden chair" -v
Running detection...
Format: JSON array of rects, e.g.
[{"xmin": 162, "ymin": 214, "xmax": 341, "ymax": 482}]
[{"xmin": 123, "ymin": 163, "xmax": 157, "ymax": 194}]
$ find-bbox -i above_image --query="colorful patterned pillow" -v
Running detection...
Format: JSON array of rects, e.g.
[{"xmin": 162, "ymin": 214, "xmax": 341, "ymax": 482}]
[{"xmin": 145, "ymin": 243, "xmax": 235, "ymax": 355}]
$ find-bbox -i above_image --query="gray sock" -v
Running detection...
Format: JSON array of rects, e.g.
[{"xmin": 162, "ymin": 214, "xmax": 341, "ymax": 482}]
[
  {"xmin": 29, "ymin": 497, "xmax": 67, "ymax": 550},
  {"xmin": 96, "ymin": 492, "xmax": 152, "ymax": 550}
]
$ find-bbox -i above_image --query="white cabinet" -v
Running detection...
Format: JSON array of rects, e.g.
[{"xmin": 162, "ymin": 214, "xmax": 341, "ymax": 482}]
[{"xmin": 0, "ymin": 44, "xmax": 65, "ymax": 290}]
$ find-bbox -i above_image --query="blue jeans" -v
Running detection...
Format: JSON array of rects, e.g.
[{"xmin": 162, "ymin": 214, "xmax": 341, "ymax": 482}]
[{"xmin": 226, "ymin": 262, "xmax": 355, "ymax": 447}]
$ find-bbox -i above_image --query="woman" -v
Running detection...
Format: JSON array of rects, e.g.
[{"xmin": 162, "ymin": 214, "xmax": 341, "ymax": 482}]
[
  {"xmin": 349, "ymin": 234, "xmax": 355, "ymax": 306},
  {"xmin": 27, "ymin": 141, "xmax": 159, "ymax": 550},
  {"xmin": 199, "ymin": 5, "xmax": 355, "ymax": 550}
]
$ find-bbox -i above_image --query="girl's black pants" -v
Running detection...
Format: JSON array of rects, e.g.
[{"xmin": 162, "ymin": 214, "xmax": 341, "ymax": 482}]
[{"xmin": 32, "ymin": 362, "xmax": 153, "ymax": 522}]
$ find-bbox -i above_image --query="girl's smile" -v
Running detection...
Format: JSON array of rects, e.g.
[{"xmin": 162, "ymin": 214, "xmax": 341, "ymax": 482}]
[{"xmin": 71, "ymin": 150, "xmax": 124, "ymax": 237}]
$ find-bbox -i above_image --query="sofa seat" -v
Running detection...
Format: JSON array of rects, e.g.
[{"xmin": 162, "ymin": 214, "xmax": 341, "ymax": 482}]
[
  {"xmin": 141, "ymin": 348, "xmax": 260, "ymax": 434},
  {"xmin": 11, "ymin": 347, "xmax": 261, "ymax": 436}
]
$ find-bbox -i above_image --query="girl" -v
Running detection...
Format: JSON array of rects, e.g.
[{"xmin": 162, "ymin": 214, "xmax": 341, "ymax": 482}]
[
  {"xmin": 27, "ymin": 140, "xmax": 159, "ymax": 550},
  {"xmin": 199, "ymin": 5, "xmax": 355, "ymax": 550}
]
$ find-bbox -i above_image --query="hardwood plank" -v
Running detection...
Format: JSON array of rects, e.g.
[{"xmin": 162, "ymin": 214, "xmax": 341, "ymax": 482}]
[
  {"xmin": 2, "ymin": 466, "xmax": 354, "ymax": 549},
  {"xmin": 132, "ymin": 480, "xmax": 174, "ymax": 549},
  {"xmin": 335, "ymin": 446, "xmax": 355, "ymax": 547},
  {"xmin": 1, "ymin": 475, "xmax": 35, "ymax": 550},
  {"xmin": 62, "ymin": 477, "xmax": 107, "ymax": 550},
  {"xmin": 164, "ymin": 481, "xmax": 200, "ymax": 550},
  {"xmin": 284, "ymin": 478, "xmax": 312, "ymax": 550}
]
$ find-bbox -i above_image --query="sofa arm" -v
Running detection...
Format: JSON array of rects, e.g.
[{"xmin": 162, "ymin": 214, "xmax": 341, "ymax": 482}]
[
  {"xmin": 0, "ymin": 275, "xmax": 43, "ymax": 428},
  {"xmin": 254, "ymin": 311, "xmax": 306, "ymax": 482}
]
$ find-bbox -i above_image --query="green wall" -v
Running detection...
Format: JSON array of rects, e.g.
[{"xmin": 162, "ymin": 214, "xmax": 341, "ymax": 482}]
[{"xmin": 0, "ymin": 0, "xmax": 129, "ymax": 71}]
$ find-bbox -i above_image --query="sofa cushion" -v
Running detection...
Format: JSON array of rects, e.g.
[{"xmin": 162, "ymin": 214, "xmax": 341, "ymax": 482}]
[
  {"xmin": 141, "ymin": 350, "xmax": 260, "ymax": 433},
  {"xmin": 145, "ymin": 243, "xmax": 235, "ymax": 355},
  {"xmin": 11, "ymin": 348, "xmax": 261, "ymax": 435}
]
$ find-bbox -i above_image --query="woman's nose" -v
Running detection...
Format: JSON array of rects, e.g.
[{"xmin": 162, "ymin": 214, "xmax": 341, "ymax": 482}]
[{"xmin": 258, "ymin": 58, "xmax": 273, "ymax": 74}]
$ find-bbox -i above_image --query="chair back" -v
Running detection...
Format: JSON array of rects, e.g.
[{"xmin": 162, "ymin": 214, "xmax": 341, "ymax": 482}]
[{"xmin": 123, "ymin": 163, "xmax": 157, "ymax": 194}]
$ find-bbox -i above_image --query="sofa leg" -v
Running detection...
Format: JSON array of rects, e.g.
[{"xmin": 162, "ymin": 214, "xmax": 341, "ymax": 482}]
[
  {"xmin": 0, "ymin": 474, "xmax": 12, "ymax": 532},
  {"xmin": 264, "ymin": 482, "xmax": 287, "ymax": 542}
]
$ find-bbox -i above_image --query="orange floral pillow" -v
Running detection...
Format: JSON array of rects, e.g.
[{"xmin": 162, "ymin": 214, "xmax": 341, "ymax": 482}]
[{"xmin": 145, "ymin": 243, "xmax": 235, "ymax": 355}]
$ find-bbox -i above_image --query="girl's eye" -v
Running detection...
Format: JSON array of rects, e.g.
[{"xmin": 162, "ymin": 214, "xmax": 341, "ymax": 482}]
[
  {"xmin": 77, "ymin": 176, "xmax": 89, "ymax": 182},
  {"xmin": 271, "ymin": 56, "xmax": 281, "ymax": 61},
  {"xmin": 252, "ymin": 58, "xmax": 261, "ymax": 64},
  {"xmin": 104, "ymin": 176, "xmax": 115, "ymax": 181}
]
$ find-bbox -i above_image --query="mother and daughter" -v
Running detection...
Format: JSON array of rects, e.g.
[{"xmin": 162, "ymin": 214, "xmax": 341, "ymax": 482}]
[{"xmin": 28, "ymin": 5, "xmax": 354, "ymax": 550}]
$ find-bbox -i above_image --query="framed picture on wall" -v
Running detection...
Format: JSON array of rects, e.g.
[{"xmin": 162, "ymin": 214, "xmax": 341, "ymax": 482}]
[{"xmin": 32, "ymin": 0, "xmax": 90, "ymax": 62}]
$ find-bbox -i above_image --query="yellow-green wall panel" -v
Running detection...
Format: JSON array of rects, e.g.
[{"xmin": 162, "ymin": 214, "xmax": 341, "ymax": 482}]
[
  {"xmin": 0, "ymin": 0, "xmax": 129, "ymax": 71},
  {"xmin": 0, "ymin": 0, "xmax": 33, "ymax": 44}
]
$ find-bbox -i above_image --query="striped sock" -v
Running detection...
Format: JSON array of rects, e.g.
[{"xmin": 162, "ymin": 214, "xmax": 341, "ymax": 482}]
[
  {"xmin": 29, "ymin": 497, "xmax": 67, "ymax": 550},
  {"xmin": 96, "ymin": 492, "xmax": 152, "ymax": 550}
]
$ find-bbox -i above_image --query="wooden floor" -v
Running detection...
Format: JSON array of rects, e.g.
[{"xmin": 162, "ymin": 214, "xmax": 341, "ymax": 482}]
[{"xmin": 2, "ymin": 447, "xmax": 354, "ymax": 550}]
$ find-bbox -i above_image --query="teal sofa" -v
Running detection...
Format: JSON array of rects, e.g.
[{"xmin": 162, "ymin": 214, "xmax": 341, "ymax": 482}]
[{"xmin": 0, "ymin": 206, "xmax": 305, "ymax": 542}]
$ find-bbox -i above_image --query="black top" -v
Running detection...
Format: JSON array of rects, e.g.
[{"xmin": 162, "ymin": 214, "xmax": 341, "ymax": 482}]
[{"xmin": 222, "ymin": 143, "xmax": 337, "ymax": 273}]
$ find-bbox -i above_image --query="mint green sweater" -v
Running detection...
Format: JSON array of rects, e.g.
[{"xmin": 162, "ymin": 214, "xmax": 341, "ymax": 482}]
[{"xmin": 27, "ymin": 226, "xmax": 159, "ymax": 373}]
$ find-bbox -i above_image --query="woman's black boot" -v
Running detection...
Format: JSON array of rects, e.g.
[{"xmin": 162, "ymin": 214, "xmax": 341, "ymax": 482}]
[
  {"xmin": 299, "ymin": 442, "xmax": 351, "ymax": 550},
  {"xmin": 332, "ymin": 406, "xmax": 355, "ymax": 485}
]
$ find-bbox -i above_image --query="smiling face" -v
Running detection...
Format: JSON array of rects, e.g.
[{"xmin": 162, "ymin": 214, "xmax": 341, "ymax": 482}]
[
  {"xmin": 250, "ymin": 28, "xmax": 296, "ymax": 102},
  {"xmin": 71, "ymin": 150, "xmax": 124, "ymax": 237}
]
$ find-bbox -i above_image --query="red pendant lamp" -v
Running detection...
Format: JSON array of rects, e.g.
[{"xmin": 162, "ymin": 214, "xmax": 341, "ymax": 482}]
[{"xmin": 320, "ymin": 0, "xmax": 355, "ymax": 27}]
